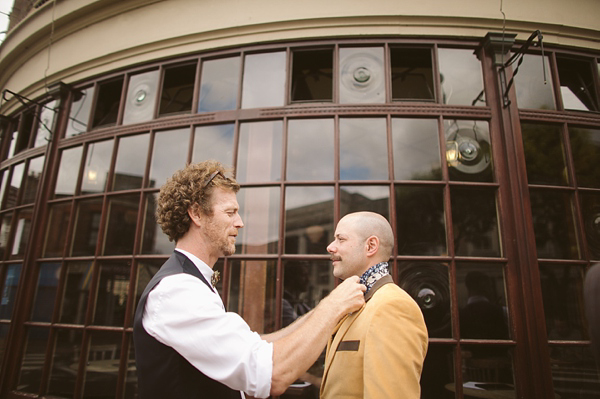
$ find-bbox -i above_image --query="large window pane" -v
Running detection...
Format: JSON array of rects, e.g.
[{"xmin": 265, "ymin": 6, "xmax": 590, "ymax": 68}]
[
  {"xmin": 148, "ymin": 128, "xmax": 189, "ymax": 188},
  {"xmin": 530, "ymin": 189, "xmax": 579, "ymax": 259},
  {"xmin": 17, "ymin": 327, "xmax": 49, "ymax": 394},
  {"xmin": 6, "ymin": 162, "xmax": 24, "ymax": 208},
  {"xmin": 514, "ymin": 54, "xmax": 555, "ymax": 110},
  {"xmin": 287, "ymin": 119, "xmax": 334, "ymax": 181},
  {"xmin": 81, "ymin": 140, "xmax": 113, "ymax": 194},
  {"xmin": 0, "ymin": 214, "xmax": 13, "ymax": 259},
  {"xmin": 48, "ymin": 329, "xmax": 83, "ymax": 397},
  {"xmin": 54, "ymin": 146, "xmax": 83, "ymax": 198},
  {"xmin": 241, "ymin": 52, "xmax": 286, "ymax": 109},
  {"xmin": 103, "ymin": 194, "xmax": 140, "ymax": 255},
  {"xmin": 31, "ymin": 262, "xmax": 61, "ymax": 322},
  {"xmin": 340, "ymin": 118, "xmax": 388, "ymax": 180},
  {"xmin": 569, "ymin": 127, "xmax": 600, "ymax": 188},
  {"xmin": 193, "ymin": 123, "xmax": 235, "ymax": 165},
  {"xmin": 228, "ymin": 260, "xmax": 277, "ymax": 333},
  {"xmin": 237, "ymin": 187, "xmax": 280, "ymax": 255},
  {"xmin": 445, "ymin": 120, "xmax": 493, "ymax": 183},
  {"xmin": 71, "ymin": 198, "xmax": 103, "ymax": 256},
  {"xmin": 420, "ymin": 345, "xmax": 455, "ymax": 399},
  {"xmin": 291, "ymin": 49, "xmax": 333, "ymax": 102},
  {"xmin": 66, "ymin": 86, "xmax": 95, "ymax": 137},
  {"xmin": 522, "ymin": 123, "xmax": 568, "ymax": 186},
  {"xmin": 141, "ymin": 193, "xmax": 173, "ymax": 255},
  {"xmin": 93, "ymin": 261, "xmax": 130, "ymax": 326},
  {"xmin": 0, "ymin": 169, "xmax": 9, "ymax": 208},
  {"xmin": 83, "ymin": 331, "xmax": 123, "ymax": 398},
  {"xmin": 123, "ymin": 70, "xmax": 160, "ymax": 125},
  {"xmin": 134, "ymin": 260, "xmax": 162, "ymax": 319},
  {"xmin": 285, "ymin": 186, "xmax": 334, "ymax": 254},
  {"xmin": 460, "ymin": 346, "xmax": 514, "ymax": 389},
  {"xmin": 392, "ymin": 118, "xmax": 441, "ymax": 181},
  {"xmin": 159, "ymin": 63, "xmax": 196, "ymax": 116},
  {"xmin": 580, "ymin": 192, "xmax": 600, "ymax": 260},
  {"xmin": 0, "ymin": 324, "xmax": 10, "ymax": 374},
  {"xmin": 457, "ymin": 263, "xmax": 509, "ymax": 340},
  {"xmin": 198, "ymin": 56, "xmax": 240, "ymax": 112},
  {"xmin": 391, "ymin": 47, "xmax": 434, "ymax": 101},
  {"xmin": 398, "ymin": 261, "xmax": 451, "ymax": 338},
  {"xmin": 236, "ymin": 121, "xmax": 282, "ymax": 183},
  {"xmin": 92, "ymin": 78, "xmax": 124, "ymax": 128},
  {"xmin": 0, "ymin": 264, "xmax": 21, "ymax": 319},
  {"xmin": 112, "ymin": 133, "xmax": 149, "ymax": 191},
  {"xmin": 451, "ymin": 187, "xmax": 501, "ymax": 257},
  {"xmin": 341, "ymin": 185, "xmax": 389, "ymax": 219},
  {"xmin": 43, "ymin": 203, "xmax": 72, "ymax": 257},
  {"xmin": 557, "ymin": 57, "xmax": 598, "ymax": 112},
  {"xmin": 438, "ymin": 48, "xmax": 485, "ymax": 106},
  {"xmin": 34, "ymin": 100, "xmax": 57, "ymax": 148},
  {"xmin": 340, "ymin": 47, "xmax": 385, "ymax": 104},
  {"xmin": 11, "ymin": 209, "xmax": 33, "ymax": 259},
  {"xmin": 59, "ymin": 261, "xmax": 93, "ymax": 324},
  {"xmin": 22, "ymin": 155, "xmax": 45, "ymax": 204},
  {"xmin": 396, "ymin": 186, "xmax": 446, "ymax": 256}
]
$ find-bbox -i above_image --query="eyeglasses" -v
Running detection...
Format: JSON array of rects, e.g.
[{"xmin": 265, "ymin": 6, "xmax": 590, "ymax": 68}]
[{"xmin": 202, "ymin": 170, "xmax": 225, "ymax": 188}]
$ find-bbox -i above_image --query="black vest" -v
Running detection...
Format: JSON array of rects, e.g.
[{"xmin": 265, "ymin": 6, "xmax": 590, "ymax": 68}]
[{"xmin": 133, "ymin": 251, "xmax": 241, "ymax": 399}]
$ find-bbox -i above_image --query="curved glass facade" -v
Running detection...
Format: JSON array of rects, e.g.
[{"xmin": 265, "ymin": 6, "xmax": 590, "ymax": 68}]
[{"xmin": 0, "ymin": 36, "xmax": 599, "ymax": 398}]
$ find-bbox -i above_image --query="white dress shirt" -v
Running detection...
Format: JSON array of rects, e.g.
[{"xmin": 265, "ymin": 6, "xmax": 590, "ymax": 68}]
[{"xmin": 142, "ymin": 249, "xmax": 273, "ymax": 398}]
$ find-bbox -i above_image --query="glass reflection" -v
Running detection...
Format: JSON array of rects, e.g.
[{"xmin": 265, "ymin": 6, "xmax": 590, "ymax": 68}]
[
  {"xmin": 236, "ymin": 121, "xmax": 282, "ymax": 183},
  {"xmin": 241, "ymin": 52, "xmax": 286, "ymax": 109},
  {"xmin": 340, "ymin": 47, "xmax": 385, "ymax": 103},
  {"xmin": 48, "ymin": 329, "xmax": 82, "ymax": 397},
  {"xmin": 580, "ymin": 192, "xmax": 600, "ymax": 259},
  {"xmin": 66, "ymin": 86, "xmax": 95, "ymax": 137},
  {"xmin": 237, "ymin": 187, "xmax": 280, "ymax": 254},
  {"xmin": 549, "ymin": 345, "xmax": 600, "ymax": 398},
  {"xmin": 34, "ymin": 100, "xmax": 57, "ymax": 148},
  {"xmin": 228, "ymin": 260, "xmax": 276, "ymax": 334},
  {"xmin": 11, "ymin": 209, "xmax": 32, "ymax": 259},
  {"xmin": 390, "ymin": 47, "xmax": 434, "ymax": 101},
  {"xmin": 22, "ymin": 155, "xmax": 45, "ymax": 204},
  {"xmin": 59, "ymin": 261, "xmax": 93, "ymax": 324},
  {"xmin": 123, "ymin": 70, "xmax": 160, "ymax": 125},
  {"xmin": 134, "ymin": 260, "xmax": 162, "ymax": 314},
  {"xmin": 451, "ymin": 187, "xmax": 501, "ymax": 257},
  {"xmin": 438, "ymin": 48, "xmax": 485, "ymax": 106},
  {"xmin": 341, "ymin": 185, "xmax": 389, "ymax": 219},
  {"xmin": 71, "ymin": 198, "xmax": 103, "ymax": 256},
  {"xmin": 0, "ymin": 169, "xmax": 8, "ymax": 208},
  {"xmin": 340, "ymin": 118, "xmax": 388, "ymax": 180},
  {"xmin": 0, "ymin": 214, "xmax": 13, "ymax": 259},
  {"xmin": 420, "ymin": 345, "xmax": 454, "ymax": 399},
  {"xmin": 285, "ymin": 186, "xmax": 334, "ymax": 255},
  {"xmin": 198, "ymin": 56, "xmax": 240, "ymax": 112},
  {"xmin": 193, "ymin": 123, "xmax": 235, "ymax": 166},
  {"xmin": 521, "ymin": 123, "xmax": 568, "ymax": 186},
  {"xmin": 141, "ymin": 193, "xmax": 174, "ymax": 255},
  {"xmin": 17, "ymin": 327, "xmax": 49, "ymax": 394},
  {"xmin": 392, "ymin": 118, "xmax": 441, "ymax": 181},
  {"xmin": 93, "ymin": 261, "xmax": 130, "ymax": 326},
  {"xmin": 514, "ymin": 54, "xmax": 555, "ymax": 110},
  {"xmin": 287, "ymin": 119, "xmax": 334, "ymax": 181},
  {"xmin": 31, "ymin": 262, "xmax": 61, "ymax": 322},
  {"xmin": 148, "ymin": 128, "xmax": 189, "ymax": 188},
  {"xmin": 83, "ymin": 332, "xmax": 123, "ymax": 398},
  {"xmin": 557, "ymin": 57, "xmax": 598, "ymax": 112},
  {"xmin": 0, "ymin": 324, "xmax": 9, "ymax": 371},
  {"xmin": 81, "ymin": 140, "xmax": 113, "ymax": 194},
  {"xmin": 112, "ymin": 133, "xmax": 149, "ymax": 191},
  {"xmin": 54, "ymin": 146, "xmax": 83, "ymax": 198},
  {"xmin": 398, "ymin": 262, "xmax": 451, "ymax": 338},
  {"xmin": 460, "ymin": 346, "xmax": 514, "ymax": 389},
  {"xmin": 530, "ymin": 189, "xmax": 579, "ymax": 259},
  {"xmin": 570, "ymin": 127, "xmax": 600, "ymax": 188},
  {"xmin": 43, "ymin": 203, "xmax": 72, "ymax": 257},
  {"xmin": 123, "ymin": 336, "xmax": 139, "ymax": 399},
  {"xmin": 103, "ymin": 194, "xmax": 140, "ymax": 255},
  {"xmin": 457, "ymin": 263, "xmax": 509, "ymax": 340},
  {"xmin": 6, "ymin": 162, "xmax": 24, "ymax": 208},
  {"xmin": 396, "ymin": 186, "xmax": 446, "ymax": 256},
  {"xmin": 445, "ymin": 120, "xmax": 493, "ymax": 183},
  {"xmin": 0, "ymin": 264, "xmax": 21, "ymax": 319}
]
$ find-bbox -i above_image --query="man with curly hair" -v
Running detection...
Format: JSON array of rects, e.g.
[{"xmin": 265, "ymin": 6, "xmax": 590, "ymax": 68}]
[{"xmin": 133, "ymin": 160, "xmax": 366, "ymax": 399}]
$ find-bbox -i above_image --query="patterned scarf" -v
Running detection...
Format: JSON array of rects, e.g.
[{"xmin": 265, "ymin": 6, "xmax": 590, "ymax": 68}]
[{"xmin": 359, "ymin": 262, "xmax": 389, "ymax": 294}]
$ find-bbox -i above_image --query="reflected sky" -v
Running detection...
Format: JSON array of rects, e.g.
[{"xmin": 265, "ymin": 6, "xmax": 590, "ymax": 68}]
[
  {"xmin": 438, "ymin": 48, "xmax": 484, "ymax": 106},
  {"xmin": 287, "ymin": 119, "xmax": 334, "ymax": 181},
  {"xmin": 241, "ymin": 52, "xmax": 286, "ymax": 109},
  {"xmin": 198, "ymin": 56, "xmax": 240, "ymax": 112},
  {"xmin": 340, "ymin": 118, "xmax": 388, "ymax": 180},
  {"xmin": 392, "ymin": 118, "xmax": 441, "ymax": 180},
  {"xmin": 514, "ymin": 54, "xmax": 555, "ymax": 110}
]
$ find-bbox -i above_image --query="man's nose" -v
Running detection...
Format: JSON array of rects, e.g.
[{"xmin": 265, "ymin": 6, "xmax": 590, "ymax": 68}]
[
  {"xmin": 235, "ymin": 214, "xmax": 244, "ymax": 228},
  {"xmin": 326, "ymin": 242, "xmax": 335, "ymax": 253}
]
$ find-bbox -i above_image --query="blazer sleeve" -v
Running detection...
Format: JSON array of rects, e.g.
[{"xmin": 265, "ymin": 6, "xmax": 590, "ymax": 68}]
[{"xmin": 363, "ymin": 293, "xmax": 428, "ymax": 399}]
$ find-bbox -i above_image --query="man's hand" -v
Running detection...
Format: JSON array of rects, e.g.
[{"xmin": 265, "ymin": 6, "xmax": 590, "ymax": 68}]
[{"xmin": 323, "ymin": 276, "xmax": 366, "ymax": 319}]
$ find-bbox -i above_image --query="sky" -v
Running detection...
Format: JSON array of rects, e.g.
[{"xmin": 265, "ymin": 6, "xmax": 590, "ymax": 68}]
[{"xmin": 0, "ymin": 0, "xmax": 13, "ymax": 45}]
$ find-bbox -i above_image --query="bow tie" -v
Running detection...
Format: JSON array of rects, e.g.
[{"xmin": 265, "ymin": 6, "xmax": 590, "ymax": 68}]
[{"xmin": 211, "ymin": 271, "xmax": 220, "ymax": 288}]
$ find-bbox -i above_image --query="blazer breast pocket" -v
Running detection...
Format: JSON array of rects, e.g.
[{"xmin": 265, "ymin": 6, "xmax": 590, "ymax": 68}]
[{"xmin": 336, "ymin": 340, "xmax": 360, "ymax": 352}]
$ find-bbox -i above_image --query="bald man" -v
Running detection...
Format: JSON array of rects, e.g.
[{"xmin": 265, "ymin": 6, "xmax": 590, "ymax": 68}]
[{"xmin": 320, "ymin": 212, "xmax": 428, "ymax": 399}]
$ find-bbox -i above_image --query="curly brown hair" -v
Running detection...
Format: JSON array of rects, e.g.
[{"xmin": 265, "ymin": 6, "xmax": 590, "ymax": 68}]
[{"xmin": 156, "ymin": 160, "xmax": 240, "ymax": 242}]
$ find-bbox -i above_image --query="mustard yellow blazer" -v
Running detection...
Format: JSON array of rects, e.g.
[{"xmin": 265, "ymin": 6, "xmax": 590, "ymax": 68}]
[{"xmin": 320, "ymin": 275, "xmax": 428, "ymax": 399}]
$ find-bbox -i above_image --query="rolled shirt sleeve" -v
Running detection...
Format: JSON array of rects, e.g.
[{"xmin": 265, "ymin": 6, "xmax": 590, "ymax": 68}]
[{"xmin": 143, "ymin": 273, "xmax": 273, "ymax": 398}]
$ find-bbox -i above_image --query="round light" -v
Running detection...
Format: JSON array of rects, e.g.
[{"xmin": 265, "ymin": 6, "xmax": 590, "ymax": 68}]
[
  {"xmin": 135, "ymin": 90, "xmax": 147, "ymax": 104},
  {"xmin": 353, "ymin": 67, "xmax": 371, "ymax": 83}
]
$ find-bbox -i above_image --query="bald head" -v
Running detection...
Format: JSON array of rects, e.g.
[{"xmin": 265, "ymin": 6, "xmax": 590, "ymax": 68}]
[{"xmin": 339, "ymin": 212, "xmax": 394, "ymax": 260}]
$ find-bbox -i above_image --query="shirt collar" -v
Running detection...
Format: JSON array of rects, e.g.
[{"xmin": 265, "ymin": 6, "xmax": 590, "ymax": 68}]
[
  {"xmin": 174, "ymin": 248, "xmax": 214, "ymax": 286},
  {"xmin": 359, "ymin": 262, "xmax": 390, "ymax": 294}
]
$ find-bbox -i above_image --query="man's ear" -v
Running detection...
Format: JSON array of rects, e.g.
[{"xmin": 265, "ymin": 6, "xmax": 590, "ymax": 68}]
[
  {"xmin": 188, "ymin": 206, "xmax": 203, "ymax": 227},
  {"xmin": 365, "ymin": 236, "xmax": 379, "ymax": 257}
]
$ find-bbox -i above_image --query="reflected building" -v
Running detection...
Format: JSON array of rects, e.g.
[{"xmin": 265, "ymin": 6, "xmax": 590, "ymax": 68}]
[{"xmin": 0, "ymin": 0, "xmax": 599, "ymax": 398}]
